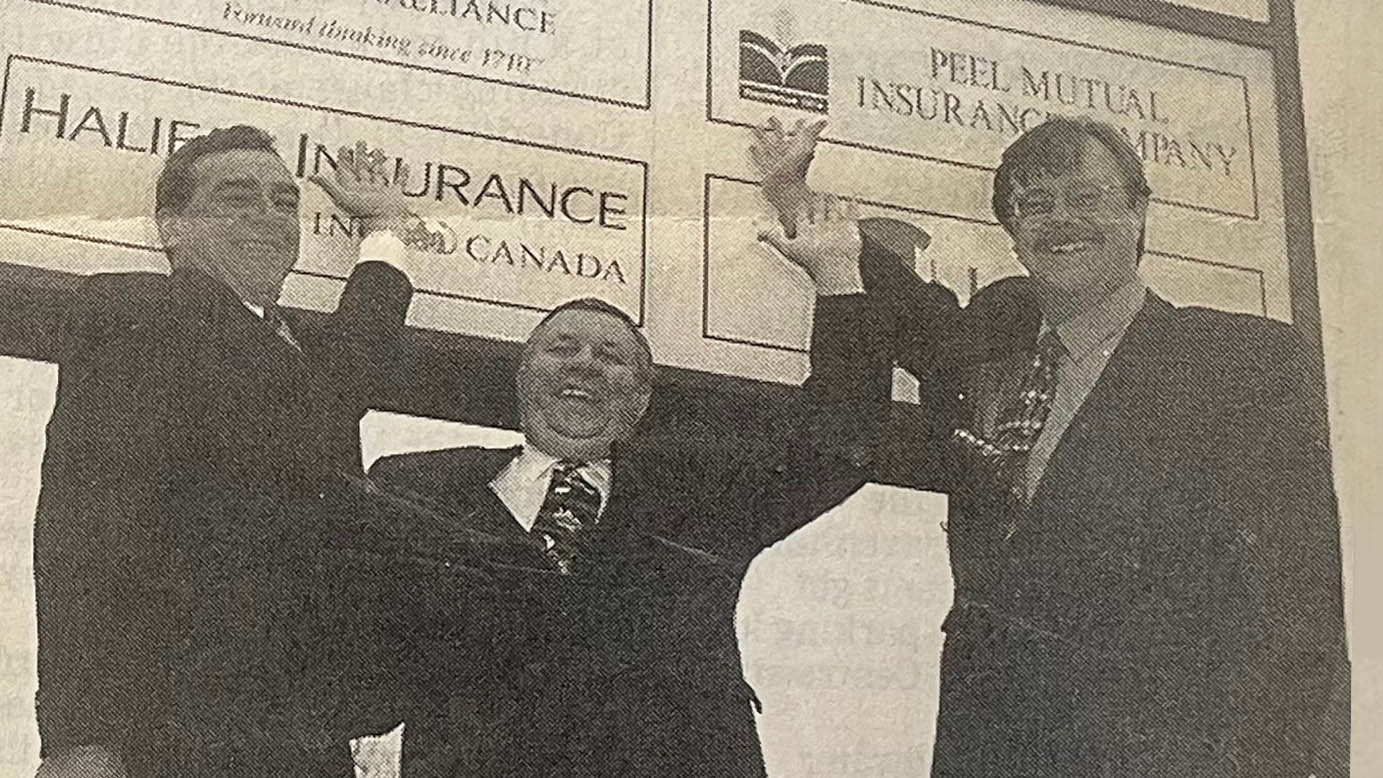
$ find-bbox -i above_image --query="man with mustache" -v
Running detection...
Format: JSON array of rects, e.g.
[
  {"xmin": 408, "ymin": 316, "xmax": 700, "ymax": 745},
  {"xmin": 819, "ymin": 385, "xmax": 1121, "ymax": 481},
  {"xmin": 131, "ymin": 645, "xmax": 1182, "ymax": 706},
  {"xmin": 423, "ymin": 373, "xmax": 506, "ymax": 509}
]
[
  {"xmin": 33, "ymin": 125, "xmax": 420, "ymax": 777},
  {"xmin": 362, "ymin": 276, "xmax": 929, "ymax": 775},
  {"xmin": 756, "ymin": 115, "xmax": 1347, "ymax": 776}
]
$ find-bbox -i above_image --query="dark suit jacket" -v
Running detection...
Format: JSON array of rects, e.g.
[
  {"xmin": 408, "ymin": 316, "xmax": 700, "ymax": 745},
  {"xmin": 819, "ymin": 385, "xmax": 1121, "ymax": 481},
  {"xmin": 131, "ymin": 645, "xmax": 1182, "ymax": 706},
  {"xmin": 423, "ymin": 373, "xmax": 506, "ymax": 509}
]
[
  {"xmin": 845, "ymin": 253, "xmax": 1348, "ymax": 777},
  {"xmin": 32, "ymin": 261, "xmax": 413, "ymax": 776},
  {"xmin": 358, "ymin": 243, "xmax": 955, "ymax": 777}
]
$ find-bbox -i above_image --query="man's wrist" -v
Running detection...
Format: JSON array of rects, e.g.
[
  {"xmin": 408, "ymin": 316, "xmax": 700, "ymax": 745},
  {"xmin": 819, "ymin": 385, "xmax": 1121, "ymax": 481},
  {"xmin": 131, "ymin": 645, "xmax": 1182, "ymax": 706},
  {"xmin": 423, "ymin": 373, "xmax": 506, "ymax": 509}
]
[
  {"xmin": 359, "ymin": 230, "xmax": 410, "ymax": 271},
  {"xmin": 810, "ymin": 252, "xmax": 865, "ymax": 296},
  {"xmin": 763, "ymin": 179, "xmax": 812, "ymax": 218}
]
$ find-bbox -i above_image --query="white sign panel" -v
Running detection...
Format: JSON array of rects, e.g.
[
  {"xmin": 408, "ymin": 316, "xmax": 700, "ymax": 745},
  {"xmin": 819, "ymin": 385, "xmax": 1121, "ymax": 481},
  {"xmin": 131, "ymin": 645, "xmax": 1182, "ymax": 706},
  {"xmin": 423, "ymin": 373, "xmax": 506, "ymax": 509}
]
[
  {"xmin": 711, "ymin": 0, "xmax": 1260, "ymax": 220},
  {"xmin": 32, "ymin": 0, "xmax": 654, "ymax": 107}
]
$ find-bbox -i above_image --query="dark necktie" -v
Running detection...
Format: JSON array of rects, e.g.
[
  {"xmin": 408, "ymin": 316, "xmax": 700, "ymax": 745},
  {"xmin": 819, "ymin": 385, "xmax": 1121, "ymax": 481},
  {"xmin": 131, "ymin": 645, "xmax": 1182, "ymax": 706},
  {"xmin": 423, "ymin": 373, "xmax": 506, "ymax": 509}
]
[
  {"xmin": 531, "ymin": 461, "xmax": 603, "ymax": 575},
  {"xmin": 954, "ymin": 331, "xmax": 1065, "ymax": 532}
]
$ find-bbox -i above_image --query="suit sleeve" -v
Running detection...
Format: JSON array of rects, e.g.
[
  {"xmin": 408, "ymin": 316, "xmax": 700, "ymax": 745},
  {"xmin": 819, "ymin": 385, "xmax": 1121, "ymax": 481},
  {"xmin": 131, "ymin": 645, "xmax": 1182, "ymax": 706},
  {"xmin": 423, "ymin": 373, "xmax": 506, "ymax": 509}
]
[
  {"xmin": 854, "ymin": 236, "xmax": 970, "ymax": 381},
  {"xmin": 1211, "ymin": 329, "xmax": 1348, "ymax": 777},
  {"xmin": 307, "ymin": 261, "xmax": 415, "ymax": 471},
  {"xmin": 1138, "ymin": 326, "xmax": 1348, "ymax": 777},
  {"xmin": 735, "ymin": 236, "xmax": 962, "ymax": 550},
  {"xmin": 33, "ymin": 276, "xmax": 192, "ymax": 758}
]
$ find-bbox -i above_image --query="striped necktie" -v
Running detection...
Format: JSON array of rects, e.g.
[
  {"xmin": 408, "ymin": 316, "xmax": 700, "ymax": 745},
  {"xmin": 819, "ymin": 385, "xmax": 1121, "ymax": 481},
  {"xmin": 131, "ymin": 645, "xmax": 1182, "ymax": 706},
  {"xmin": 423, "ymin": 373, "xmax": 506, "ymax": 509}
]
[
  {"xmin": 531, "ymin": 461, "xmax": 603, "ymax": 575},
  {"xmin": 991, "ymin": 331, "xmax": 1066, "ymax": 459},
  {"xmin": 954, "ymin": 331, "xmax": 1066, "ymax": 533}
]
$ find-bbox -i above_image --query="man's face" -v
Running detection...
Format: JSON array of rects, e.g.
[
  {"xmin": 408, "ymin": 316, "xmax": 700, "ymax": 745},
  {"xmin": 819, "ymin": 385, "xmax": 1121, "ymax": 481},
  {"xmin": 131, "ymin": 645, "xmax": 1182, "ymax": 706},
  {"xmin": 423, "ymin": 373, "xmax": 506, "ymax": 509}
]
[
  {"xmin": 158, "ymin": 148, "xmax": 301, "ymax": 306},
  {"xmin": 517, "ymin": 309, "xmax": 652, "ymax": 460},
  {"xmin": 1007, "ymin": 137, "xmax": 1146, "ymax": 299}
]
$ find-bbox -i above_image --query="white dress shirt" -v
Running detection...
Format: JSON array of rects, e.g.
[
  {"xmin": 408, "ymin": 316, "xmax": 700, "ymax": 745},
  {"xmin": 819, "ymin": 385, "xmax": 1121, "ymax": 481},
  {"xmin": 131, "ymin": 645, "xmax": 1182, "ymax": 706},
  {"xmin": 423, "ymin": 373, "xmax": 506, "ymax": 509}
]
[
  {"xmin": 357, "ymin": 230, "xmax": 412, "ymax": 272},
  {"xmin": 1021, "ymin": 277, "xmax": 1148, "ymax": 500},
  {"xmin": 489, "ymin": 442, "xmax": 613, "ymax": 532}
]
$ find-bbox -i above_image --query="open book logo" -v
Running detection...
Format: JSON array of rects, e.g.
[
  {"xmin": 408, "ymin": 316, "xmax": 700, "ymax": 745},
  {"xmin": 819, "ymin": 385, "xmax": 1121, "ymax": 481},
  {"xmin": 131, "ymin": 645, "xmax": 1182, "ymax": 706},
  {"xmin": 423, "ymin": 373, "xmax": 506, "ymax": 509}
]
[{"xmin": 738, "ymin": 30, "xmax": 829, "ymax": 113}]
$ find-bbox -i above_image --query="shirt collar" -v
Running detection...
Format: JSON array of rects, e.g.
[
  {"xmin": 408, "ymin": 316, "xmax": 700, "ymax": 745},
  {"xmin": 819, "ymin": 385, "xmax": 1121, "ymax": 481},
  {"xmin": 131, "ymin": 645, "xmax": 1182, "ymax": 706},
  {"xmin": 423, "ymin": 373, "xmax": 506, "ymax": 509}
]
[
  {"xmin": 512, "ymin": 440, "xmax": 613, "ymax": 502},
  {"xmin": 1042, "ymin": 278, "xmax": 1147, "ymax": 364}
]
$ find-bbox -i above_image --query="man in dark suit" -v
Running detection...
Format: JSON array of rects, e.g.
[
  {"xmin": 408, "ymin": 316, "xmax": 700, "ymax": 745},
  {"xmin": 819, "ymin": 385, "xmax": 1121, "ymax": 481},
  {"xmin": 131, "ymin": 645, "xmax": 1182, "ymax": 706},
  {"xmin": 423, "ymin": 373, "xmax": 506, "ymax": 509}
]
[
  {"xmin": 758, "ymin": 116, "xmax": 1348, "ymax": 777},
  {"xmin": 363, "ymin": 276, "xmax": 939, "ymax": 776},
  {"xmin": 32, "ymin": 126, "xmax": 420, "ymax": 777}
]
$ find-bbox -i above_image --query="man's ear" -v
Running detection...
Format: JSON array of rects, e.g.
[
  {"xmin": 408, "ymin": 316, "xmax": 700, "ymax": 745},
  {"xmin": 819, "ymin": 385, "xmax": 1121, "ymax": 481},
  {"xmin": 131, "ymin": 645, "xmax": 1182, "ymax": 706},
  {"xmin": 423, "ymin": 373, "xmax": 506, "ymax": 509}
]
[{"xmin": 625, "ymin": 386, "xmax": 652, "ymax": 432}]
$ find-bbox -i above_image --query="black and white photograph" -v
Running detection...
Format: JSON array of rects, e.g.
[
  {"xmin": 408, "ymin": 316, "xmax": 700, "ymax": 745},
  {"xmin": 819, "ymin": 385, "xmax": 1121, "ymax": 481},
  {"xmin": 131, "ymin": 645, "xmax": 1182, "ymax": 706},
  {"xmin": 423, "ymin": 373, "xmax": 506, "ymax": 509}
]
[{"xmin": 0, "ymin": 1, "xmax": 1375, "ymax": 776}]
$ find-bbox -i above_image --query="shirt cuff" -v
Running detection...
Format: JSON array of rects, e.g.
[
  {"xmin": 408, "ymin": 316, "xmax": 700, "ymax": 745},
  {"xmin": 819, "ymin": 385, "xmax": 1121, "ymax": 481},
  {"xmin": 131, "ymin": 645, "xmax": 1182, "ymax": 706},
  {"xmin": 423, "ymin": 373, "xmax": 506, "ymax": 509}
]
[
  {"xmin": 813, "ymin": 258, "xmax": 866, "ymax": 297},
  {"xmin": 358, "ymin": 230, "xmax": 409, "ymax": 271}
]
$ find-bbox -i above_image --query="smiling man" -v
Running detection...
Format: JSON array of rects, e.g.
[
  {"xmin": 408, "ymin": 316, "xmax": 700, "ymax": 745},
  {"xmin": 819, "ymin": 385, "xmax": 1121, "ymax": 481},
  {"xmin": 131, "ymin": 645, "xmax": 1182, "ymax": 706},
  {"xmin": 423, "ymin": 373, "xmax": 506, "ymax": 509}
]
[
  {"xmin": 364, "ymin": 289, "xmax": 899, "ymax": 776},
  {"xmin": 757, "ymin": 115, "xmax": 1348, "ymax": 777},
  {"xmin": 32, "ymin": 125, "xmax": 420, "ymax": 777}
]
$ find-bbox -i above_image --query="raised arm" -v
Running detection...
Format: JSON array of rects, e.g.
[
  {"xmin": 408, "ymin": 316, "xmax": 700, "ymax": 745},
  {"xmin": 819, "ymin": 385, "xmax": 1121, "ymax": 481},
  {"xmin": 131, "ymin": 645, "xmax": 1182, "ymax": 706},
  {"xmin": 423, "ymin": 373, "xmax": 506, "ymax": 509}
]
[
  {"xmin": 300, "ymin": 143, "xmax": 422, "ymax": 470},
  {"xmin": 721, "ymin": 192, "xmax": 960, "ymax": 549},
  {"xmin": 722, "ymin": 120, "xmax": 969, "ymax": 547},
  {"xmin": 311, "ymin": 140, "xmax": 420, "ymax": 338},
  {"xmin": 749, "ymin": 117, "xmax": 972, "ymax": 381}
]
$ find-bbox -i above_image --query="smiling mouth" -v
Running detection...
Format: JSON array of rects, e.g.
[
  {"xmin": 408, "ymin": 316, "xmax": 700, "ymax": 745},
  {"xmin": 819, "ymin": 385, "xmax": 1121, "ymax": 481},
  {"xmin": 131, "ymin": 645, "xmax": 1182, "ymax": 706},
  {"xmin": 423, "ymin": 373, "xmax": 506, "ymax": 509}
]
[{"xmin": 557, "ymin": 386, "xmax": 597, "ymax": 402}]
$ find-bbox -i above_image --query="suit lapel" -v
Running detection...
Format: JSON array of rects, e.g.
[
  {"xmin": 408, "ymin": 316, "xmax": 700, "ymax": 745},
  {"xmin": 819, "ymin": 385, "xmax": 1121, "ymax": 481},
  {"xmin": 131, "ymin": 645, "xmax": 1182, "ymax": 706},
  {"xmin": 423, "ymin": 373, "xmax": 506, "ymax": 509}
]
[
  {"xmin": 1027, "ymin": 293, "xmax": 1171, "ymax": 516},
  {"xmin": 443, "ymin": 446, "xmax": 529, "ymax": 541},
  {"xmin": 579, "ymin": 447, "xmax": 704, "ymax": 571}
]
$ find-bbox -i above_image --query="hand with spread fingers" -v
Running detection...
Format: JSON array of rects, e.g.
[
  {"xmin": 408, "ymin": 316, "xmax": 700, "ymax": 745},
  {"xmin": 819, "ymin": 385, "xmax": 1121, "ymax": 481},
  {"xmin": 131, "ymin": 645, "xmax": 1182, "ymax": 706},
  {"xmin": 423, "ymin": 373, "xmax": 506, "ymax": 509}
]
[
  {"xmin": 749, "ymin": 116, "xmax": 827, "ymax": 237},
  {"xmin": 757, "ymin": 192, "xmax": 863, "ymax": 295},
  {"xmin": 309, "ymin": 141, "xmax": 416, "ymax": 238}
]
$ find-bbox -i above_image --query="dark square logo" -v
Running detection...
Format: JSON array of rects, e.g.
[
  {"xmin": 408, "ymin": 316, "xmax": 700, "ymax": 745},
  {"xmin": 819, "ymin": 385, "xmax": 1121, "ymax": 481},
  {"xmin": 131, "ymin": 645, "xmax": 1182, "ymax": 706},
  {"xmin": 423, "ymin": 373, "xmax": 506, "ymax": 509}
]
[{"xmin": 738, "ymin": 30, "xmax": 829, "ymax": 114}]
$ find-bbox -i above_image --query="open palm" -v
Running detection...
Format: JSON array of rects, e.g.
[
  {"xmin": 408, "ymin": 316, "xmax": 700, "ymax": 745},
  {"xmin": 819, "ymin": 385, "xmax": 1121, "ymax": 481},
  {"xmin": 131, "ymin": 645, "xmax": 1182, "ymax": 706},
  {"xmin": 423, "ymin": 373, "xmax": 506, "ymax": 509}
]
[{"xmin": 309, "ymin": 140, "xmax": 413, "ymax": 235}]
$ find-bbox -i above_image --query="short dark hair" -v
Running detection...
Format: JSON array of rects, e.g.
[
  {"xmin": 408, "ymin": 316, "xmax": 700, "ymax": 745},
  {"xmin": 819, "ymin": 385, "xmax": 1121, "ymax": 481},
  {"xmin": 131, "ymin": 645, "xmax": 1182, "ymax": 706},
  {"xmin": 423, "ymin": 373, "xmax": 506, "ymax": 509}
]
[
  {"xmin": 529, "ymin": 297, "xmax": 655, "ymax": 385},
  {"xmin": 155, "ymin": 125, "xmax": 279, "ymax": 214},
  {"xmin": 992, "ymin": 117, "xmax": 1152, "ymax": 252}
]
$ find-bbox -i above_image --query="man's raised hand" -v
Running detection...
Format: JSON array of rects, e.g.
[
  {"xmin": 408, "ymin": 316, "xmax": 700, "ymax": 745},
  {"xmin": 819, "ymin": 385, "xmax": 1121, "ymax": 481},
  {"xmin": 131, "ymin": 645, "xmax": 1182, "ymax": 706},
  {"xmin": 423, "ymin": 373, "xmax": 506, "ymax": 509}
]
[
  {"xmin": 309, "ymin": 141, "xmax": 415, "ymax": 237},
  {"xmin": 758, "ymin": 193, "xmax": 863, "ymax": 296},
  {"xmin": 749, "ymin": 117, "xmax": 827, "ymax": 237}
]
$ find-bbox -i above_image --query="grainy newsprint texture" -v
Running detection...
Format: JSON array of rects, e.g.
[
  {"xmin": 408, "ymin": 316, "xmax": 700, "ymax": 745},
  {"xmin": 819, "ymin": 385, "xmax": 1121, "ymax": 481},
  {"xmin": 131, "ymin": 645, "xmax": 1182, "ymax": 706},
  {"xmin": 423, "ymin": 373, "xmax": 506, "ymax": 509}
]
[{"xmin": 0, "ymin": 1, "xmax": 1376, "ymax": 777}]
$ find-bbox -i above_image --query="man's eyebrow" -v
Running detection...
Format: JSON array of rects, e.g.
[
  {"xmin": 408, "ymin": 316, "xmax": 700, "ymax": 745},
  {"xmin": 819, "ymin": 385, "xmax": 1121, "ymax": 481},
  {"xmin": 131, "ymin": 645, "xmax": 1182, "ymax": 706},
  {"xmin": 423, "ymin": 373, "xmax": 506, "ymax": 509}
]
[{"xmin": 211, "ymin": 179, "xmax": 300, "ymax": 196}]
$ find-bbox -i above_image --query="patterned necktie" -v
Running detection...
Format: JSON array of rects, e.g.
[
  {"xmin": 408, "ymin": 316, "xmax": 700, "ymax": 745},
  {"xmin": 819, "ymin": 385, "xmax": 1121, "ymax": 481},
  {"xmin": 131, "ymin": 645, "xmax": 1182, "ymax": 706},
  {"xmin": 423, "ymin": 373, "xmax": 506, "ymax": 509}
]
[
  {"xmin": 992, "ymin": 330, "xmax": 1065, "ymax": 457},
  {"xmin": 531, "ymin": 461, "xmax": 603, "ymax": 575},
  {"xmin": 954, "ymin": 331, "xmax": 1066, "ymax": 532}
]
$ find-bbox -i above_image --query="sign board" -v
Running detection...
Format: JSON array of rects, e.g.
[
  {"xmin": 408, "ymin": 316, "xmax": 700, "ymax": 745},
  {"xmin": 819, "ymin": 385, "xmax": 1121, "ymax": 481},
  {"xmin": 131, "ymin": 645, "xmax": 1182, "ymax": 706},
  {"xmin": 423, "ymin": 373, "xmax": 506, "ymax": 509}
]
[
  {"xmin": 0, "ymin": 55, "xmax": 647, "ymax": 341},
  {"xmin": 29, "ymin": 0, "xmax": 653, "ymax": 107},
  {"xmin": 0, "ymin": 0, "xmax": 1291, "ymax": 387}
]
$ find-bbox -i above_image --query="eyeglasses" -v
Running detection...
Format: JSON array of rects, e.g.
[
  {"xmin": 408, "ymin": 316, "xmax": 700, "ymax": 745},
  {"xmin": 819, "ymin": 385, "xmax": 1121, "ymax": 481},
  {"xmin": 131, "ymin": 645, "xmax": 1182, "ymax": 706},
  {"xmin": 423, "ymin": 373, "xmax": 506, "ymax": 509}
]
[{"xmin": 1010, "ymin": 183, "xmax": 1128, "ymax": 219}]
